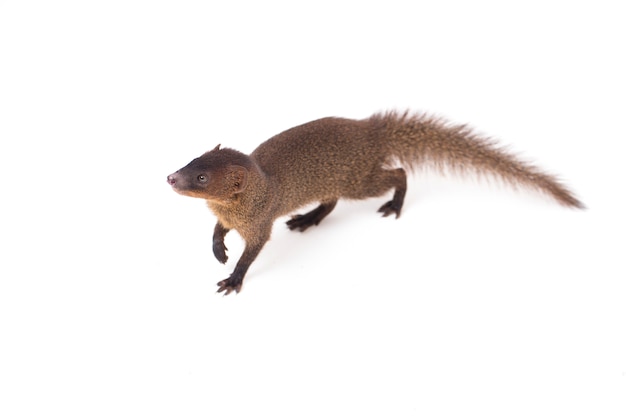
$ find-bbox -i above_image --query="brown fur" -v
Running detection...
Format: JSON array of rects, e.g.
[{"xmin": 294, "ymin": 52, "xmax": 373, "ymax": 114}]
[{"xmin": 167, "ymin": 111, "xmax": 583, "ymax": 294}]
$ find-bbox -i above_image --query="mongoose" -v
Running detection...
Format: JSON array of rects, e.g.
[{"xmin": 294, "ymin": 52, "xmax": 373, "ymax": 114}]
[{"xmin": 167, "ymin": 110, "xmax": 584, "ymax": 295}]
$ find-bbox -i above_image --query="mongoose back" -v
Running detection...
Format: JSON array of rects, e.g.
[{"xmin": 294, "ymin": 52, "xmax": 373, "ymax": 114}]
[{"xmin": 167, "ymin": 110, "xmax": 584, "ymax": 294}]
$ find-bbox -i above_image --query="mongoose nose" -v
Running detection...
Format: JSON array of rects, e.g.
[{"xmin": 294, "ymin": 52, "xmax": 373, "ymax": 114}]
[{"xmin": 167, "ymin": 174, "xmax": 177, "ymax": 185}]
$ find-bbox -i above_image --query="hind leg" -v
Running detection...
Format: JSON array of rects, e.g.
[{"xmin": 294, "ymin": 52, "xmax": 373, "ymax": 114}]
[
  {"xmin": 287, "ymin": 200, "xmax": 338, "ymax": 232},
  {"xmin": 372, "ymin": 168, "xmax": 407, "ymax": 218}
]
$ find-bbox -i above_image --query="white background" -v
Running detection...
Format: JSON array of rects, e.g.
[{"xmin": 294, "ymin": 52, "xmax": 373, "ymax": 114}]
[{"xmin": 1, "ymin": 1, "xmax": 624, "ymax": 416}]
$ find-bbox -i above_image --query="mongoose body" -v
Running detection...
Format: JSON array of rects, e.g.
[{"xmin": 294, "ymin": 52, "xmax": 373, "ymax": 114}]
[{"xmin": 167, "ymin": 111, "xmax": 583, "ymax": 294}]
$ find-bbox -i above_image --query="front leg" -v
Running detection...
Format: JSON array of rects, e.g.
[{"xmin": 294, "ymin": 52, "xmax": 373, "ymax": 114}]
[
  {"xmin": 217, "ymin": 226, "xmax": 271, "ymax": 295},
  {"xmin": 213, "ymin": 222, "xmax": 230, "ymax": 264}
]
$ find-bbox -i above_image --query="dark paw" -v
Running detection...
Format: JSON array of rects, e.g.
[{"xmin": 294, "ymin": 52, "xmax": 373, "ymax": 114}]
[
  {"xmin": 286, "ymin": 213, "xmax": 317, "ymax": 232},
  {"xmin": 217, "ymin": 277, "xmax": 242, "ymax": 295},
  {"xmin": 213, "ymin": 242, "xmax": 228, "ymax": 264},
  {"xmin": 378, "ymin": 201, "xmax": 402, "ymax": 218}
]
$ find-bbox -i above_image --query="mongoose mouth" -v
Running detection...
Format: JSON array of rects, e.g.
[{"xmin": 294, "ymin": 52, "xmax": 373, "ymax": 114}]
[{"xmin": 166, "ymin": 173, "xmax": 185, "ymax": 195}]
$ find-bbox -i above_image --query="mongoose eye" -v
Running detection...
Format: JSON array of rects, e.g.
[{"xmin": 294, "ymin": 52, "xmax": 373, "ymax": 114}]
[{"xmin": 197, "ymin": 174, "xmax": 208, "ymax": 183}]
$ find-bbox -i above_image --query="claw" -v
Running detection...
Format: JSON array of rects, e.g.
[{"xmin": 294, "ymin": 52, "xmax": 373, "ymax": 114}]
[
  {"xmin": 217, "ymin": 278, "xmax": 242, "ymax": 295},
  {"xmin": 378, "ymin": 200, "xmax": 402, "ymax": 218}
]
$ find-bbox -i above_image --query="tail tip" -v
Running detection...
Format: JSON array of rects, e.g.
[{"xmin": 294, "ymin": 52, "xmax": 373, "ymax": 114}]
[{"xmin": 560, "ymin": 195, "xmax": 586, "ymax": 210}]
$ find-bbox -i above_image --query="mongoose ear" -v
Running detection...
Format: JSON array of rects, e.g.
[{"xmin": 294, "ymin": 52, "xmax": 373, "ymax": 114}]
[
  {"xmin": 228, "ymin": 165, "xmax": 248, "ymax": 193},
  {"xmin": 212, "ymin": 144, "xmax": 221, "ymax": 152}
]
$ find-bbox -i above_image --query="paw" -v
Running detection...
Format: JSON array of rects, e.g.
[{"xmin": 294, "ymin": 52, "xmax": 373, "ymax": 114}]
[
  {"xmin": 378, "ymin": 201, "xmax": 402, "ymax": 218},
  {"xmin": 286, "ymin": 213, "xmax": 316, "ymax": 232},
  {"xmin": 217, "ymin": 276, "xmax": 242, "ymax": 295},
  {"xmin": 213, "ymin": 242, "xmax": 229, "ymax": 264}
]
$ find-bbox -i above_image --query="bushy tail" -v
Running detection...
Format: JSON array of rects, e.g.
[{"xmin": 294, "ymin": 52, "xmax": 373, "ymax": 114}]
[{"xmin": 370, "ymin": 110, "xmax": 584, "ymax": 208}]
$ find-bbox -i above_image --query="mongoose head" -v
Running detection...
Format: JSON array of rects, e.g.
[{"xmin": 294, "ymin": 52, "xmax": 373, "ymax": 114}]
[{"xmin": 167, "ymin": 145, "xmax": 250, "ymax": 202}]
